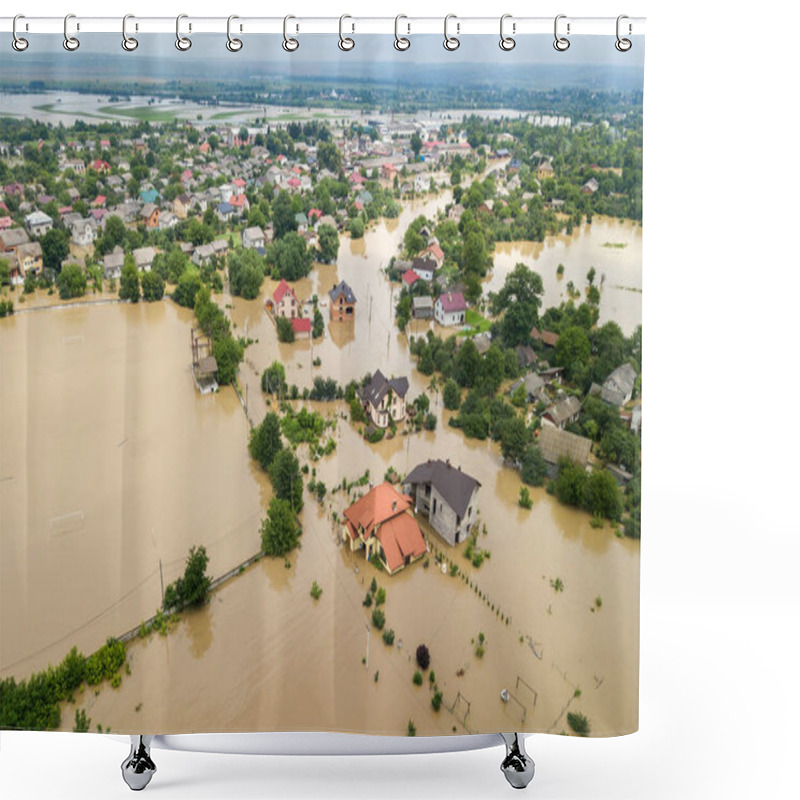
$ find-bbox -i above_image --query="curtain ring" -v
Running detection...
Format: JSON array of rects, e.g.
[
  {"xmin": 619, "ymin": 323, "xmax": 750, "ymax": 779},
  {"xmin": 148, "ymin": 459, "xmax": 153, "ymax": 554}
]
[
  {"xmin": 553, "ymin": 14, "xmax": 570, "ymax": 51},
  {"xmin": 176, "ymin": 14, "xmax": 192, "ymax": 51},
  {"xmin": 499, "ymin": 14, "xmax": 515, "ymax": 51},
  {"xmin": 283, "ymin": 15, "xmax": 299, "ymax": 52},
  {"xmin": 227, "ymin": 15, "xmax": 243, "ymax": 52},
  {"xmin": 615, "ymin": 15, "xmax": 632, "ymax": 51},
  {"xmin": 443, "ymin": 14, "xmax": 460, "ymax": 51},
  {"xmin": 63, "ymin": 14, "xmax": 80, "ymax": 51},
  {"xmin": 394, "ymin": 15, "xmax": 410, "ymax": 51},
  {"xmin": 338, "ymin": 15, "xmax": 355, "ymax": 51},
  {"xmin": 122, "ymin": 14, "xmax": 138, "ymax": 51},
  {"xmin": 12, "ymin": 14, "xmax": 29, "ymax": 52}
]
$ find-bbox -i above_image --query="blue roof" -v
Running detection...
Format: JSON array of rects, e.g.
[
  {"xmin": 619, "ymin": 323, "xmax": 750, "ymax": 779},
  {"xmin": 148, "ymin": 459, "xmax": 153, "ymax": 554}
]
[
  {"xmin": 217, "ymin": 202, "xmax": 234, "ymax": 214},
  {"xmin": 139, "ymin": 188, "xmax": 159, "ymax": 203}
]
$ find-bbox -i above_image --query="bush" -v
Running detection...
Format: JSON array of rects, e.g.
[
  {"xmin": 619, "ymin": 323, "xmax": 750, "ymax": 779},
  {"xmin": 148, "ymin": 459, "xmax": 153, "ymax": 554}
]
[
  {"xmin": 260, "ymin": 497, "xmax": 300, "ymax": 556},
  {"xmin": 162, "ymin": 546, "xmax": 212, "ymax": 611},
  {"xmin": 431, "ymin": 690, "xmax": 443, "ymax": 712},
  {"xmin": 276, "ymin": 316, "xmax": 295, "ymax": 343},
  {"xmin": 310, "ymin": 581, "xmax": 323, "ymax": 600},
  {"xmin": 141, "ymin": 270, "xmax": 165, "ymax": 301},
  {"xmin": 518, "ymin": 487, "xmax": 533, "ymax": 509},
  {"xmin": 371, "ymin": 608, "xmax": 386, "ymax": 630},
  {"xmin": 412, "ymin": 671, "xmax": 423, "ymax": 686},
  {"xmin": 73, "ymin": 708, "xmax": 91, "ymax": 733},
  {"xmin": 375, "ymin": 587, "xmax": 386, "ymax": 606},
  {"xmin": 415, "ymin": 644, "xmax": 430, "ymax": 670},
  {"xmin": 85, "ymin": 638, "xmax": 126, "ymax": 686},
  {"xmin": 382, "ymin": 629, "xmax": 395, "ymax": 646},
  {"xmin": 407, "ymin": 720, "xmax": 416, "ymax": 737},
  {"xmin": 363, "ymin": 592, "xmax": 373, "ymax": 607}
]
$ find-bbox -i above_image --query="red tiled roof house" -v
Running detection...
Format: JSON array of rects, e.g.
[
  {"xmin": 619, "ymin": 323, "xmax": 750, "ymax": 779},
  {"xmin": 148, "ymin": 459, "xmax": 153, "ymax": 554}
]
[{"xmin": 342, "ymin": 483, "xmax": 427, "ymax": 574}]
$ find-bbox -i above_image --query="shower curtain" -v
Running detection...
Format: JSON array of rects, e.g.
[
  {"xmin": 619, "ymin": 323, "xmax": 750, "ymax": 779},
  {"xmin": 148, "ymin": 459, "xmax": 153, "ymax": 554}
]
[{"xmin": 0, "ymin": 24, "xmax": 643, "ymax": 740}]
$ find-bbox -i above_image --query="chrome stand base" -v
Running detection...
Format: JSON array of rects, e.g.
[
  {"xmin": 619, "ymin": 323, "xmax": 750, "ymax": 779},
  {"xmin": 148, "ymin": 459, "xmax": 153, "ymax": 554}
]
[
  {"xmin": 500, "ymin": 733, "xmax": 535, "ymax": 789},
  {"xmin": 121, "ymin": 735, "xmax": 156, "ymax": 791}
]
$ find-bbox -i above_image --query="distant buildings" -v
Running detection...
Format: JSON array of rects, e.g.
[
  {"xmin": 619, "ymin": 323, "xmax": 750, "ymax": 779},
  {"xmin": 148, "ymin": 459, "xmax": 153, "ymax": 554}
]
[
  {"xmin": 242, "ymin": 226, "xmax": 265, "ymax": 250},
  {"xmin": 403, "ymin": 459, "xmax": 480, "ymax": 546},
  {"xmin": 24, "ymin": 211, "xmax": 53, "ymax": 237},
  {"xmin": 342, "ymin": 482, "xmax": 427, "ymax": 574},
  {"xmin": 358, "ymin": 369, "xmax": 409, "ymax": 429}
]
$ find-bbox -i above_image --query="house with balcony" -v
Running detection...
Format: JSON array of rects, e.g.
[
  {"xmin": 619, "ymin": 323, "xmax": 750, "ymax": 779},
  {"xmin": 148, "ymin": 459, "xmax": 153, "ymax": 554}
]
[
  {"xmin": 358, "ymin": 370, "xmax": 409, "ymax": 429},
  {"xmin": 403, "ymin": 459, "xmax": 480, "ymax": 546}
]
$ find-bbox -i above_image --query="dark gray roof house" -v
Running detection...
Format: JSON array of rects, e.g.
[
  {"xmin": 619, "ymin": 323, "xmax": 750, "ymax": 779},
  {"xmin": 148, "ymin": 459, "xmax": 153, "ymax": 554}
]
[
  {"xmin": 591, "ymin": 362, "xmax": 637, "ymax": 407},
  {"xmin": 329, "ymin": 280, "xmax": 356, "ymax": 304},
  {"xmin": 403, "ymin": 459, "xmax": 481, "ymax": 546},
  {"xmin": 358, "ymin": 370, "xmax": 409, "ymax": 429}
]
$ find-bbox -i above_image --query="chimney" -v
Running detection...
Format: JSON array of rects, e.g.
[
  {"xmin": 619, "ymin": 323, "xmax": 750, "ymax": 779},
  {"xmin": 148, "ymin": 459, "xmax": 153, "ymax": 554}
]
[{"xmin": 392, "ymin": 500, "xmax": 397, "ymax": 511}]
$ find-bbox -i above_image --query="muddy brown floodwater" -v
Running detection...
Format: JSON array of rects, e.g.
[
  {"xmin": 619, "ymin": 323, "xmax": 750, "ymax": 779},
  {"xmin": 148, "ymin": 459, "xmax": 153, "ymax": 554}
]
[{"xmin": 1, "ymin": 194, "xmax": 640, "ymax": 738}]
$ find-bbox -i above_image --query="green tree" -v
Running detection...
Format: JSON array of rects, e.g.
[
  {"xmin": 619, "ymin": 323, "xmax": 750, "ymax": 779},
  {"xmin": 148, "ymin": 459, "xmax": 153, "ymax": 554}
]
[
  {"xmin": 140, "ymin": 270, "xmax": 165, "ymax": 302},
  {"xmin": 348, "ymin": 217, "xmax": 365, "ymax": 239},
  {"xmin": 173, "ymin": 270, "xmax": 203, "ymax": 308},
  {"xmin": 585, "ymin": 470, "xmax": 623, "ymax": 521},
  {"xmin": 118, "ymin": 256, "xmax": 140, "ymax": 303},
  {"xmin": 410, "ymin": 132, "xmax": 423, "ymax": 158},
  {"xmin": 317, "ymin": 141, "xmax": 343, "ymax": 173},
  {"xmin": 454, "ymin": 339, "xmax": 480, "ymax": 387},
  {"xmin": 461, "ymin": 230, "xmax": 487, "ymax": 277},
  {"xmin": 478, "ymin": 345, "xmax": 505, "ymax": 396},
  {"xmin": 555, "ymin": 326, "xmax": 591, "ymax": 381},
  {"xmin": 248, "ymin": 412, "xmax": 283, "ymax": 471},
  {"xmin": 269, "ymin": 448, "xmax": 304, "ymax": 511},
  {"xmin": 521, "ymin": 445, "xmax": 548, "ymax": 486},
  {"xmin": 271, "ymin": 190, "xmax": 297, "ymax": 239},
  {"xmin": 228, "ymin": 248, "xmax": 265, "ymax": 299},
  {"xmin": 0, "ymin": 257, "xmax": 11, "ymax": 286},
  {"xmin": 276, "ymin": 316, "xmax": 295, "ymax": 343},
  {"xmin": 57, "ymin": 263, "xmax": 87, "ymax": 299},
  {"xmin": 163, "ymin": 545, "xmax": 211, "ymax": 610},
  {"xmin": 499, "ymin": 416, "xmax": 530, "ymax": 464},
  {"xmin": 267, "ymin": 232, "xmax": 312, "ymax": 280},
  {"xmin": 317, "ymin": 223, "xmax": 339, "ymax": 263},
  {"xmin": 312, "ymin": 306, "xmax": 324, "ymax": 339},
  {"xmin": 40, "ymin": 228, "xmax": 70, "ymax": 273},
  {"xmin": 260, "ymin": 497, "xmax": 300, "ymax": 557},
  {"xmin": 262, "ymin": 360, "xmax": 288, "ymax": 396},
  {"xmin": 491, "ymin": 263, "xmax": 544, "ymax": 347},
  {"xmin": 443, "ymin": 379, "xmax": 461, "ymax": 410},
  {"xmin": 211, "ymin": 334, "xmax": 244, "ymax": 385}
]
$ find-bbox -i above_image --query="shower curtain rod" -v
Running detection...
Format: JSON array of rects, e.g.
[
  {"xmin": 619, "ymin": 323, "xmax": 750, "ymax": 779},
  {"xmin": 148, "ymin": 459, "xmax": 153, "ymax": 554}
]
[{"xmin": 0, "ymin": 16, "xmax": 645, "ymax": 37}]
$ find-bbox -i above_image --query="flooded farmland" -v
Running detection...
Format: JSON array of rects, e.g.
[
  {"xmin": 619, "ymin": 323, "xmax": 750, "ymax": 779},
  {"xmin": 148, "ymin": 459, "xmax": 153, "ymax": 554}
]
[{"xmin": 1, "ymin": 198, "xmax": 640, "ymax": 738}]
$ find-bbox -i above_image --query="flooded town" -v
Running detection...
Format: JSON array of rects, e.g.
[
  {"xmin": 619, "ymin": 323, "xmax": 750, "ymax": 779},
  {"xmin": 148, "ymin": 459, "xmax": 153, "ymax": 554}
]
[{"xmin": 1, "ymin": 44, "xmax": 642, "ymax": 741}]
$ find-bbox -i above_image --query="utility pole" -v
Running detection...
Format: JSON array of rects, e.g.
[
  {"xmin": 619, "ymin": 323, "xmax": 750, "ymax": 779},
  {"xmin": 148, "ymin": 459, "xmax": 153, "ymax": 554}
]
[
  {"xmin": 159, "ymin": 558, "xmax": 164, "ymax": 606},
  {"xmin": 365, "ymin": 624, "xmax": 370, "ymax": 670}
]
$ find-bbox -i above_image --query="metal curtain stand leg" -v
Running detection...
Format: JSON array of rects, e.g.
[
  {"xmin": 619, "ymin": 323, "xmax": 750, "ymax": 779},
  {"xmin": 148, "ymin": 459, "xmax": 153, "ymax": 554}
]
[
  {"xmin": 499, "ymin": 733, "xmax": 535, "ymax": 789},
  {"xmin": 121, "ymin": 735, "xmax": 157, "ymax": 791}
]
